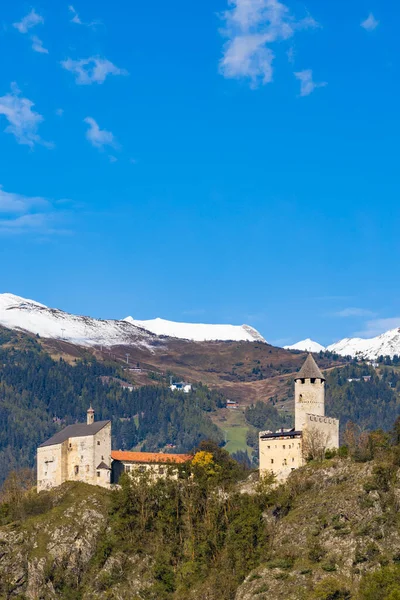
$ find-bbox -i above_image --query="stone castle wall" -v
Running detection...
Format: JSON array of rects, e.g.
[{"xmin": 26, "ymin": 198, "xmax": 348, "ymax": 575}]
[
  {"xmin": 295, "ymin": 378, "xmax": 325, "ymax": 431},
  {"xmin": 259, "ymin": 434, "xmax": 303, "ymax": 483}
]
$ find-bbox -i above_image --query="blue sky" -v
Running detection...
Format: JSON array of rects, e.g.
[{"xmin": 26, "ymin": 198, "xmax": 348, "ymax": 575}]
[{"xmin": 0, "ymin": 0, "xmax": 399, "ymax": 346}]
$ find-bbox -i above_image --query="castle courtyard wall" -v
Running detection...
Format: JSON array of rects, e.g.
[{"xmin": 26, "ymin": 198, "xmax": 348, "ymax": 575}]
[{"xmin": 304, "ymin": 413, "xmax": 339, "ymax": 450}]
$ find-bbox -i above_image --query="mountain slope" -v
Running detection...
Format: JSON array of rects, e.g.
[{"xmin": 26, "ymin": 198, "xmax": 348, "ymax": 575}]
[
  {"xmin": 327, "ymin": 327, "xmax": 400, "ymax": 359},
  {"xmin": 0, "ymin": 293, "xmax": 265, "ymax": 346},
  {"xmin": 124, "ymin": 316, "xmax": 266, "ymax": 342},
  {"xmin": 0, "ymin": 293, "xmax": 155, "ymax": 348},
  {"xmin": 284, "ymin": 338, "xmax": 326, "ymax": 352}
]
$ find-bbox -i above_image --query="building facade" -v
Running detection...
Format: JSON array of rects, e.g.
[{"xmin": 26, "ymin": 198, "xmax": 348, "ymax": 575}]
[
  {"xmin": 111, "ymin": 450, "xmax": 193, "ymax": 483},
  {"xmin": 259, "ymin": 354, "xmax": 339, "ymax": 482},
  {"xmin": 37, "ymin": 408, "xmax": 111, "ymax": 492}
]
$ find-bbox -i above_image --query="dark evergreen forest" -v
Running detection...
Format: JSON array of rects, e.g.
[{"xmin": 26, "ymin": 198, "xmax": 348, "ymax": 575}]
[{"xmin": 0, "ymin": 328, "xmax": 224, "ymax": 484}]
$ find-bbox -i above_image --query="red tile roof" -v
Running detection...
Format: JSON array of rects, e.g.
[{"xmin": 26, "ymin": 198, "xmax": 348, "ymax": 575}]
[{"xmin": 111, "ymin": 451, "xmax": 193, "ymax": 464}]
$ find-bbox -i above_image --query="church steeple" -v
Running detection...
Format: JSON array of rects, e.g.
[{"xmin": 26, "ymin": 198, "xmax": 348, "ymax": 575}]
[{"xmin": 87, "ymin": 405, "xmax": 95, "ymax": 425}]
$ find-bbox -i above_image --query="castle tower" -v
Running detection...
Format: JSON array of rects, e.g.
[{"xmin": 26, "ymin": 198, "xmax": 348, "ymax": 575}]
[
  {"xmin": 295, "ymin": 354, "xmax": 325, "ymax": 431},
  {"xmin": 87, "ymin": 405, "xmax": 95, "ymax": 425}
]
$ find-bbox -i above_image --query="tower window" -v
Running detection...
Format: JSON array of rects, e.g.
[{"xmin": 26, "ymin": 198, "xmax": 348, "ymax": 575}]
[
  {"xmin": 310, "ymin": 378, "xmax": 316, "ymax": 384},
  {"xmin": 97, "ymin": 441, "xmax": 100, "ymax": 446},
  {"xmin": 271, "ymin": 459, "xmax": 274, "ymax": 464},
  {"xmin": 97, "ymin": 471, "xmax": 100, "ymax": 477},
  {"xmin": 74, "ymin": 466, "xmax": 79, "ymax": 475},
  {"xmin": 301, "ymin": 378, "xmax": 305, "ymax": 384}
]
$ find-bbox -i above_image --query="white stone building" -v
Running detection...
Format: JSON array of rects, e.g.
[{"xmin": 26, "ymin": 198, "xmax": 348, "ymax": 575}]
[
  {"xmin": 111, "ymin": 450, "xmax": 193, "ymax": 483},
  {"xmin": 259, "ymin": 354, "xmax": 339, "ymax": 482},
  {"xmin": 37, "ymin": 407, "xmax": 111, "ymax": 492}
]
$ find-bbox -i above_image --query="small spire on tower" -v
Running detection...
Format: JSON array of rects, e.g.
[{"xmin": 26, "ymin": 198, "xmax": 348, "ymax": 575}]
[{"xmin": 87, "ymin": 405, "xmax": 95, "ymax": 425}]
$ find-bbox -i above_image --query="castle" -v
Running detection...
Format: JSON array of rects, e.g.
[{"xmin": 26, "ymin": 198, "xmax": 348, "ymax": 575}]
[
  {"xmin": 37, "ymin": 408, "xmax": 192, "ymax": 492},
  {"xmin": 259, "ymin": 354, "xmax": 339, "ymax": 482}
]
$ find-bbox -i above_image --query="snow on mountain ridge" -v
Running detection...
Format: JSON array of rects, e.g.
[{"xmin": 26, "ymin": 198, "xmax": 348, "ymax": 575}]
[
  {"xmin": 284, "ymin": 339, "xmax": 326, "ymax": 352},
  {"xmin": 0, "ymin": 293, "xmax": 154, "ymax": 348},
  {"xmin": 0, "ymin": 293, "xmax": 266, "ymax": 346},
  {"xmin": 327, "ymin": 327, "xmax": 400, "ymax": 360},
  {"xmin": 123, "ymin": 316, "xmax": 266, "ymax": 343}
]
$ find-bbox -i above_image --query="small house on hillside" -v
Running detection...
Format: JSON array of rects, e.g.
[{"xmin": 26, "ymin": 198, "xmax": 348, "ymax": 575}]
[{"xmin": 169, "ymin": 382, "xmax": 192, "ymax": 393}]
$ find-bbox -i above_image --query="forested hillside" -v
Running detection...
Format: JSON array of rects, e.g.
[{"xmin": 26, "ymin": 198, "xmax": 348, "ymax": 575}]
[
  {"xmin": 4, "ymin": 433, "xmax": 400, "ymax": 598},
  {"xmin": 0, "ymin": 327, "xmax": 223, "ymax": 484}
]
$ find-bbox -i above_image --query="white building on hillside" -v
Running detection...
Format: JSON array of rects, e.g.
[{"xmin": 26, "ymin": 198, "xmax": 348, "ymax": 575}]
[
  {"xmin": 37, "ymin": 407, "xmax": 111, "ymax": 492},
  {"xmin": 259, "ymin": 354, "xmax": 339, "ymax": 482}
]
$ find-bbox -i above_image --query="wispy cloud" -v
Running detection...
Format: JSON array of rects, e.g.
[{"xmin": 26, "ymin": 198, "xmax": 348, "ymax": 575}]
[
  {"xmin": 334, "ymin": 307, "xmax": 376, "ymax": 318},
  {"xmin": 68, "ymin": 5, "xmax": 100, "ymax": 27},
  {"xmin": 84, "ymin": 117, "xmax": 118, "ymax": 151},
  {"xmin": 219, "ymin": 0, "xmax": 319, "ymax": 87},
  {"xmin": 0, "ymin": 187, "xmax": 69, "ymax": 235},
  {"xmin": 61, "ymin": 56, "xmax": 127, "ymax": 85},
  {"xmin": 354, "ymin": 317, "xmax": 400, "ymax": 338},
  {"xmin": 55, "ymin": 108, "xmax": 64, "ymax": 117},
  {"xmin": 361, "ymin": 13, "xmax": 379, "ymax": 31},
  {"xmin": 13, "ymin": 9, "xmax": 44, "ymax": 33},
  {"xmin": 294, "ymin": 69, "xmax": 327, "ymax": 96},
  {"xmin": 0, "ymin": 83, "xmax": 52, "ymax": 148},
  {"xmin": 31, "ymin": 35, "xmax": 48, "ymax": 54}
]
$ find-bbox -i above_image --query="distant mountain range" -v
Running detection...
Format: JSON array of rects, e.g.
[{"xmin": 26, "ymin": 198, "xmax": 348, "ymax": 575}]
[
  {"xmin": 1, "ymin": 293, "xmax": 399, "ymax": 360},
  {"xmin": 287, "ymin": 329, "xmax": 400, "ymax": 360},
  {"xmin": 284, "ymin": 339, "xmax": 326, "ymax": 353},
  {"xmin": 0, "ymin": 293, "xmax": 266, "ymax": 346}
]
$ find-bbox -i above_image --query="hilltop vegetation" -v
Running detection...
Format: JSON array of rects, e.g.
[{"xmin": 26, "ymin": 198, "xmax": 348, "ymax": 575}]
[{"xmin": 4, "ymin": 431, "xmax": 400, "ymax": 598}]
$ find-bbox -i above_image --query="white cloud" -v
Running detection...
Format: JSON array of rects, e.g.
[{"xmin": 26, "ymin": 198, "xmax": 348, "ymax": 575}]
[
  {"xmin": 294, "ymin": 69, "xmax": 327, "ymax": 96},
  {"xmin": 84, "ymin": 117, "xmax": 118, "ymax": 150},
  {"xmin": 31, "ymin": 35, "xmax": 48, "ymax": 54},
  {"xmin": 68, "ymin": 5, "xmax": 100, "ymax": 27},
  {"xmin": 0, "ymin": 83, "xmax": 52, "ymax": 148},
  {"xmin": 354, "ymin": 317, "xmax": 400, "ymax": 338},
  {"xmin": 0, "ymin": 187, "xmax": 49, "ymax": 214},
  {"xmin": 219, "ymin": 0, "xmax": 319, "ymax": 86},
  {"xmin": 0, "ymin": 187, "xmax": 67, "ymax": 235},
  {"xmin": 13, "ymin": 9, "xmax": 44, "ymax": 33},
  {"xmin": 61, "ymin": 56, "xmax": 127, "ymax": 85},
  {"xmin": 68, "ymin": 5, "xmax": 82, "ymax": 24},
  {"xmin": 361, "ymin": 13, "xmax": 379, "ymax": 31},
  {"xmin": 334, "ymin": 307, "xmax": 376, "ymax": 318}
]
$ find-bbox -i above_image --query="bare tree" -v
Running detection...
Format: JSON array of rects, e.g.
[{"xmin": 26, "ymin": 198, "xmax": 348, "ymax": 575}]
[{"xmin": 302, "ymin": 427, "xmax": 331, "ymax": 462}]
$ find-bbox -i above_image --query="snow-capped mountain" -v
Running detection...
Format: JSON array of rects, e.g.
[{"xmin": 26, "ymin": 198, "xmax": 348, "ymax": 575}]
[
  {"xmin": 0, "ymin": 293, "xmax": 266, "ymax": 346},
  {"xmin": 327, "ymin": 328, "xmax": 400, "ymax": 360},
  {"xmin": 0, "ymin": 293, "xmax": 154, "ymax": 348},
  {"xmin": 284, "ymin": 339, "xmax": 326, "ymax": 353},
  {"xmin": 123, "ymin": 317, "xmax": 266, "ymax": 342}
]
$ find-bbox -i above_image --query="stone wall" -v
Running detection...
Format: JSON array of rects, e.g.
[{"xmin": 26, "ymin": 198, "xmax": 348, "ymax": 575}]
[
  {"xmin": 295, "ymin": 377, "xmax": 325, "ymax": 431},
  {"xmin": 259, "ymin": 434, "xmax": 303, "ymax": 483},
  {"xmin": 304, "ymin": 413, "xmax": 339, "ymax": 450},
  {"xmin": 37, "ymin": 423, "xmax": 112, "ymax": 492}
]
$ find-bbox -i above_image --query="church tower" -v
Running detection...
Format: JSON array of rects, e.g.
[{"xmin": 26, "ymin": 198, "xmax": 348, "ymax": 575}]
[
  {"xmin": 295, "ymin": 354, "xmax": 325, "ymax": 431},
  {"xmin": 87, "ymin": 405, "xmax": 95, "ymax": 425}
]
